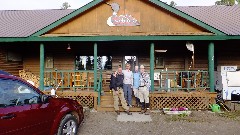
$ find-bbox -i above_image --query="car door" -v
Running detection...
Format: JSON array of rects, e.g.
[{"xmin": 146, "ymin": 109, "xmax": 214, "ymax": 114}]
[{"xmin": 0, "ymin": 78, "xmax": 57, "ymax": 135}]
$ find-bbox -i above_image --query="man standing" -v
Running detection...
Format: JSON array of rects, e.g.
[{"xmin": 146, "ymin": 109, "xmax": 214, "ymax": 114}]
[
  {"xmin": 110, "ymin": 67, "xmax": 132, "ymax": 115},
  {"xmin": 133, "ymin": 66, "xmax": 141, "ymax": 107},
  {"xmin": 138, "ymin": 65, "xmax": 151, "ymax": 115},
  {"xmin": 122, "ymin": 63, "xmax": 133, "ymax": 107}
]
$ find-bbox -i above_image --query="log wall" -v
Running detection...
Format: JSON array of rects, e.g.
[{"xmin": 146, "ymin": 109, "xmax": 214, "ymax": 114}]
[{"xmin": 0, "ymin": 46, "xmax": 23, "ymax": 76}]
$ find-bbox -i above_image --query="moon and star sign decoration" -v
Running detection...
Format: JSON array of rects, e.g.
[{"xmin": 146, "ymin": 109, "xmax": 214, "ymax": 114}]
[{"xmin": 106, "ymin": 2, "xmax": 140, "ymax": 26}]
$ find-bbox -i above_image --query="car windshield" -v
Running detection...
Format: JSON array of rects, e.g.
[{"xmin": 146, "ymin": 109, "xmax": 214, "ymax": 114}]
[{"xmin": 0, "ymin": 78, "xmax": 39, "ymax": 108}]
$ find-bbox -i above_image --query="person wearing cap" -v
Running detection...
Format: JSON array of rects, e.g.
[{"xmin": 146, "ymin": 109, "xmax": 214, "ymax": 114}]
[
  {"xmin": 122, "ymin": 63, "xmax": 133, "ymax": 107},
  {"xmin": 109, "ymin": 67, "xmax": 132, "ymax": 115},
  {"xmin": 139, "ymin": 65, "xmax": 151, "ymax": 115},
  {"xmin": 133, "ymin": 65, "xmax": 141, "ymax": 107}
]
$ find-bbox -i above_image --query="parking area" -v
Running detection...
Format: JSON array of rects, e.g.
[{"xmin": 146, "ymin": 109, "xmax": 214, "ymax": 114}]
[{"xmin": 78, "ymin": 110, "xmax": 240, "ymax": 135}]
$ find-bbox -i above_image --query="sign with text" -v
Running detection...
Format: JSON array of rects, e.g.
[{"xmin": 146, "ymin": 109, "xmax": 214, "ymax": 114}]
[{"xmin": 107, "ymin": 2, "xmax": 140, "ymax": 26}]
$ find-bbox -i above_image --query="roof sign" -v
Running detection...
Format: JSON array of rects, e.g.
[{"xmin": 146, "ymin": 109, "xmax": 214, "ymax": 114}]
[{"xmin": 107, "ymin": 2, "xmax": 140, "ymax": 26}]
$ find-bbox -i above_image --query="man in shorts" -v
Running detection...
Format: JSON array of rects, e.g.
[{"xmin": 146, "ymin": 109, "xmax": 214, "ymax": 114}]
[{"xmin": 138, "ymin": 65, "xmax": 151, "ymax": 115}]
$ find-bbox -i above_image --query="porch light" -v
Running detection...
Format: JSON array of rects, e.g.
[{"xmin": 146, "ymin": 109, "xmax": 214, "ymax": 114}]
[
  {"xmin": 67, "ymin": 44, "xmax": 71, "ymax": 50},
  {"xmin": 155, "ymin": 50, "xmax": 167, "ymax": 53}
]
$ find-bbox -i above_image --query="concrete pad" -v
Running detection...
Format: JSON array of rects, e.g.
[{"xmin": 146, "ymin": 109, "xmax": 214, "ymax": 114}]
[{"xmin": 117, "ymin": 112, "xmax": 152, "ymax": 122}]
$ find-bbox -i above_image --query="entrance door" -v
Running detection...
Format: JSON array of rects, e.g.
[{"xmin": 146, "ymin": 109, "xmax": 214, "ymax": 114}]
[{"xmin": 124, "ymin": 56, "xmax": 138, "ymax": 71}]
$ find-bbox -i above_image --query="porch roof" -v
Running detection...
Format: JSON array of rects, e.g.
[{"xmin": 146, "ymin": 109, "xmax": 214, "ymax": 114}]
[
  {"xmin": 0, "ymin": 35, "xmax": 240, "ymax": 42},
  {"xmin": 0, "ymin": 1, "xmax": 240, "ymax": 38}
]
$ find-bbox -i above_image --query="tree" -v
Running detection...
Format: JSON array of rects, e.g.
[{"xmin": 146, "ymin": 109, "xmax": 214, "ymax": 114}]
[
  {"xmin": 170, "ymin": 1, "xmax": 177, "ymax": 7},
  {"xmin": 86, "ymin": 56, "xmax": 93, "ymax": 70},
  {"xmin": 97, "ymin": 56, "xmax": 102, "ymax": 70},
  {"xmin": 104, "ymin": 56, "xmax": 112, "ymax": 70},
  {"xmin": 61, "ymin": 2, "xmax": 71, "ymax": 9},
  {"xmin": 215, "ymin": 0, "xmax": 235, "ymax": 6},
  {"xmin": 236, "ymin": 0, "xmax": 240, "ymax": 4}
]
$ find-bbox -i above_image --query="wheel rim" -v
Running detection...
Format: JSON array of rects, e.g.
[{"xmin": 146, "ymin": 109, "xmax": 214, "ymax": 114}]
[{"xmin": 62, "ymin": 120, "xmax": 77, "ymax": 135}]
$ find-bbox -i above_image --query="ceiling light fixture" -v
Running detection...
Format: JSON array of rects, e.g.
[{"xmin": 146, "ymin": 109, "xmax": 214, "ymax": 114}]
[
  {"xmin": 67, "ymin": 44, "xmax": 71, "ymax": 50},
  {"xmin": 155, "ymin": 50, "xmax": 167, "ymax": 53}
]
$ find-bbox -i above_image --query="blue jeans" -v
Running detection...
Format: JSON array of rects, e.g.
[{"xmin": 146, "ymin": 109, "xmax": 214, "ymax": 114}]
[{"xmin": 123, "ymin": 84, "xmax": 132, "ymax": 105}]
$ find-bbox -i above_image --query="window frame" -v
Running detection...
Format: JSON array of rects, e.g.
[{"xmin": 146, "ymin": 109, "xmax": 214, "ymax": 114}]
[
  {"xmin": 155, "ymin": 56, "xmax": 165, "ymax": 69},
  {"xmin": 45, "ymin": 54, "xmax": 54, "ymax": 69}
]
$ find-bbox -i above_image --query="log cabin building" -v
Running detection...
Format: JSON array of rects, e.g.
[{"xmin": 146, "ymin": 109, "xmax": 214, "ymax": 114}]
[{"xmin": 1, "ymin": 0, "xmax": 240, "ymax": 110}]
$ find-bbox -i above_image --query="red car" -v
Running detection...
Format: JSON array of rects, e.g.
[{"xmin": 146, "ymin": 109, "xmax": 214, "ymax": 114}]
[{"xmin": 0, "ymin": 72, "xmax": 84, "ymax": 135}]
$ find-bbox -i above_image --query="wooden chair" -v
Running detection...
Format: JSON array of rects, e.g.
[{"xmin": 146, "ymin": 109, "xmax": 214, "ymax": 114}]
[
  {"xmin": 81, "ymin": 72, "xmax": 88, "ymax": 86},
  {"xmin": 51, "ymin": 72, "xmax": 62, "ymax": 87},
  {"xmin": 72, "ymin": 72, "xmax": 88, "ymax": 90},
  {"xmin": 87, "ymin": 72, "xmax": 94, "ymax": 88}
]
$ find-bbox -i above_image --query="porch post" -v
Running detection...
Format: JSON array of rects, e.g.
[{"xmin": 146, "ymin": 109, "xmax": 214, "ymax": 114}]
[
  {"xmin": 94, "ymin": 43, "xmax": 97, "ymax": 91},
  {"xmin": 208, "ymin": 42, "xmax": 214, "ymax": 92},
  {"xmin": 40, "ymin": 43, "xmax": 45, "ymax": 91},
  {"xmin": 150, "ymin": 43, "xmax": 155, "ymax": 92}
]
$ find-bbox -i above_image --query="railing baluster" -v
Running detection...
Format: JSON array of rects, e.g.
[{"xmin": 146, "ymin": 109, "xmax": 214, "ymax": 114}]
[
  {"xmin": 179, "ymin": 71, "xmax": 183, "ymax": 89},
  {"xmin": 174, "ymin": 70, "xmax": 176, "ymax": 92},
  {"xmin": 166, "ymin": 70, "xmax": 169, "ymax": 92},
  {"xmin": 187, "ymin": 71, "xmax": 190, "ymax": 92},
  {"xmin": 194, "ymin": 71, "xmax": 196, "ymax": 89},
  {"xmin": 62, "ymin": 72, "xmax": 64, "ymax": 89},
  {"xmin": 74, "ymin": 71, "xmax": 76, "ymax": 92},
  {"xmin": 68, "ymin": 72, "xmax": 70, "ymax": 89},
  {"xmin": 159, "ymin": 71, "xmax": 162, "ymax": 91}
]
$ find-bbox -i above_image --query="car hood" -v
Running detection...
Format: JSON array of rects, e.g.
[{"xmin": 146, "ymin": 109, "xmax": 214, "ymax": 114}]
[{"xmin": 49, "ymin": 97, "xmax": 80, "ymax": 107}]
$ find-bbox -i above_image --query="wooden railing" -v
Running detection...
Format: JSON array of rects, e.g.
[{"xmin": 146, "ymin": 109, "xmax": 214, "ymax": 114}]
[
  {"xmin": 44, "ymin": 70, "xmax": 102, "ymax": 91},
  {"xmin": 154, "ymin": 70, "xmax": 209, "ymax": 92}
]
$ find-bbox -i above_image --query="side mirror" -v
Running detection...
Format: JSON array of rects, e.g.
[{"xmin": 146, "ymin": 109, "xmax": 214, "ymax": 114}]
[{"xmin": 41, "ymin": 95, "xmax": 52, "ymax": 103}]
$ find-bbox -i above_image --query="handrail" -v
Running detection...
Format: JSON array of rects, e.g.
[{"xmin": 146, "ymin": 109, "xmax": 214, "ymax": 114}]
[
  {"xmin": 97, "ymin": 70, "xmax": 103, "ymax": 105},
  {"xmin": 154, "ymin": 70, "xmax": 210, "ymax": 92}
]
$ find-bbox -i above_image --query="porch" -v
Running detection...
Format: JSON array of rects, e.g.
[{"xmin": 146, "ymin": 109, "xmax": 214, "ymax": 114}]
[
  {"xmin": 18, "ymin": 67, "xmax": 215, "ymax": 111},
  {"xmin": 37, "ymin": 41, "xmax": 214, "ymax": 91},
  {"xmin": 1, "ymin": 40, "xmax": 217, "ymax": 111}
]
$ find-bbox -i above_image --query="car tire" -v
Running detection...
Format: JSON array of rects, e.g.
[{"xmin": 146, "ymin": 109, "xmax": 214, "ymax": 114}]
[{"xmin": 57, "ymin": 114, "xmax": 79, "ymax": 135}]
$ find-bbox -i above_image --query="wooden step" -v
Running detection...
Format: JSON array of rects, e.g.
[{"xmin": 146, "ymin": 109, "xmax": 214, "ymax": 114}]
[
  {"xmin": 101, "ymin": 96, "xmax": 114, "ymax": 100},
  {"xmin": 100, "ymin": 98, "xmax": 137, "ymax": 106},
  {"xmin": 98, "ymin": 90, "xmax": 140, "ymax": 112},
  {"xmin": 97, "ymin": 105, "xmax": 141, "ymax": 112},
  {"xmin": 101, "ymin": 100, "xmax": 114, "ymax": 106}
]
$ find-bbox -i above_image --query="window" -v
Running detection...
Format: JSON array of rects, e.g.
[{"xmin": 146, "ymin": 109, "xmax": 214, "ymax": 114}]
[
  {"xmin": 75, "ymin": 56, "xmax": 112, "ymax": 70},
  {"xmin": 7, "ymin": 51, "xmax": 22, "ymax": 62},
  {"xmin": 155, "ymin": 56, "xmax": 164, "ymax": 69},
  {"xmin": 0, "ymin": 79, "xmax": 40, "ymax": 108},
  {"xmin": 45, "ymin": 55, "xmax": 54, "ymax": 69}
]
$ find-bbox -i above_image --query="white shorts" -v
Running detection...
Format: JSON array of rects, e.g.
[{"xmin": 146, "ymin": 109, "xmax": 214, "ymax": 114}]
[
  {"xmin": 138, "ymin": 86, "xmax": 149, "ymax": 103},
  {"xmin": 133, "ymin": 88, "xmax": 139, "ymax": 98}
]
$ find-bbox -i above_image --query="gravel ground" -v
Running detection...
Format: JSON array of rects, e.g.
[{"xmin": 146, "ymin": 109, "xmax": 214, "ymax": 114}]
[{"xmin": 78, "ymin": 110, "xmax": 240, "ymax": 135}]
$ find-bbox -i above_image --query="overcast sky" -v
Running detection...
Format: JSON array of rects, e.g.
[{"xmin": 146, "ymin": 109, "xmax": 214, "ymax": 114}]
[{"xmin": 0, "ymin": 0, "xmax": 218, "ymax": 10}]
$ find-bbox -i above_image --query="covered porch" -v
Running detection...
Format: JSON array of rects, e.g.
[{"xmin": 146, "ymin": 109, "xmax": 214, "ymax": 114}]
[
  {"xmin": 6, "ymin": 40, "xmax": 215, "ymax": 92},
  {"xmin": 7, "ymin": 39, "xmax": 216, "ymax": 110}
]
